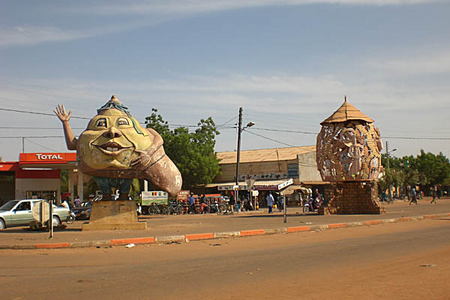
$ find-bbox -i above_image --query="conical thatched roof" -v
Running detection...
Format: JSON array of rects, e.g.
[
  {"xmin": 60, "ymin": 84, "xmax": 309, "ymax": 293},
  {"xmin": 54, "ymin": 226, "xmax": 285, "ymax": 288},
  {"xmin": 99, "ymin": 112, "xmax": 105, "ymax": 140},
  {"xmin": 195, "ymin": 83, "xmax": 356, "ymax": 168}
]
[{"xmin": 320, "ymin": 98, "xmax": 374, "ymax": 125}]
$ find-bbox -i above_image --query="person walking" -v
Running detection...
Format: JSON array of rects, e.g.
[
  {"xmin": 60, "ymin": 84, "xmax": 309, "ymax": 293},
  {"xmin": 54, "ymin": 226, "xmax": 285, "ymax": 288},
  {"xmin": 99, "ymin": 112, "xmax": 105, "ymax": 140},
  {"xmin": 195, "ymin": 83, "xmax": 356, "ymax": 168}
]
[
  {"xmin": 431, "ymin": 187, "xmax": 437, "ymax": 204},
  {"xmin": 266, "ymin": 192, "xmax": 274, "ymax": 214},
  {"xmin": 409, "ymin": 187, "xmax": 417, "ymax": 205},
  {"xmin": 188, "ymin": 193, "xmax": 196, "ymax": 214}
]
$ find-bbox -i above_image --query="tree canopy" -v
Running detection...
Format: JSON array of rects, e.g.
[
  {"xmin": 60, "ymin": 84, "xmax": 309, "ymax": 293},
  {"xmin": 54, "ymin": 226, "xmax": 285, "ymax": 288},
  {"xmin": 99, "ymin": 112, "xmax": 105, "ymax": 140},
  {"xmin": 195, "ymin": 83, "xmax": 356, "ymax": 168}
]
[
  {"xmin": 145, "ymin": 109, "xmax": 221, "ymax": 190},
  {"xmin": 380, "ymin": 150, "xmax": 450, "ymax": 194}
]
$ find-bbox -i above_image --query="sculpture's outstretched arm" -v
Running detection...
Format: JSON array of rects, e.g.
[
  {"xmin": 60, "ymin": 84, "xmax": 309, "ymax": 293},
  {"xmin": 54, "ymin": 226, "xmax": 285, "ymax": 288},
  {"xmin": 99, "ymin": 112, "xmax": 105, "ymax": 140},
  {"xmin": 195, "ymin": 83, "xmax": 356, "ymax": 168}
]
[
  {"xmin": 54, "ymin": 104, "xmax": 77, "ymax": 150},
  {"xmin": 131, "ymin": 128, "xmax": 182, "ymax": 196}
]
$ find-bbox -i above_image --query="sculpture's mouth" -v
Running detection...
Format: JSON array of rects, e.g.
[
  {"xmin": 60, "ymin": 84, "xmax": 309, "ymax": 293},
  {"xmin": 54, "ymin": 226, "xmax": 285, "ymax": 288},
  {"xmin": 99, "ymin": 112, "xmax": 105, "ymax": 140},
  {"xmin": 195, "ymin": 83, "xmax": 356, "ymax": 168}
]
[{"xmin": 94, "ymin": 142, "xmax": 133, "ymax": 156}]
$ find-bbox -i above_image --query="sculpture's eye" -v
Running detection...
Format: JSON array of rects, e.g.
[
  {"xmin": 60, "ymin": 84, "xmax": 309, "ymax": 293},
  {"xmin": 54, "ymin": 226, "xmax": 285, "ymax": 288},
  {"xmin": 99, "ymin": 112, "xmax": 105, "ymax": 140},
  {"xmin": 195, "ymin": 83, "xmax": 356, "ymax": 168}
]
[
  {"xmin": 96, "ymin": 118, "xmax": 107, "ymax": 128},
  {"xmin": 118, "ymin": 118, "xmax": 129, "ymax": 126}
]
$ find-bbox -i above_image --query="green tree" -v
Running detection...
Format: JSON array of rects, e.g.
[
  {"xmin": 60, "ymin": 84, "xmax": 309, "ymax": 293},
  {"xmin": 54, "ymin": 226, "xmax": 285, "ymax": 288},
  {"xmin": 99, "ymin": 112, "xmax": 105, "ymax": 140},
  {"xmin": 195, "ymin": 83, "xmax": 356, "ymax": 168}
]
[
  {"xmin": 416, "ymin": 150, "xmax": 450, "ymax": 186},
  {"xmin": 381, "ymin": 150, "xmax": 450, "ymax": 196},
  {"xmin": 145, "ymin": 109, "xmax": 221, "ymax": 190},
  {"xmin": 60, "ymin": 169, "xmax": 69, "ymax": 193}
]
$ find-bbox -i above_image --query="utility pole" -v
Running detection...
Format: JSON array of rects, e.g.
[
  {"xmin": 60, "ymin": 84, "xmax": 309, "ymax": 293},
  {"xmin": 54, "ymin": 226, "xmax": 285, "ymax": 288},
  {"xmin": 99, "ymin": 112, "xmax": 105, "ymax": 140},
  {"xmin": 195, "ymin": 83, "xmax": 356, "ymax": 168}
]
[
  {"xmin": 235, "ymin": 107, "xmax": 243, "ymax": 206},
  {"xmin": 386, "ymin": 141, "xmax": 391, "ymax": 201}
]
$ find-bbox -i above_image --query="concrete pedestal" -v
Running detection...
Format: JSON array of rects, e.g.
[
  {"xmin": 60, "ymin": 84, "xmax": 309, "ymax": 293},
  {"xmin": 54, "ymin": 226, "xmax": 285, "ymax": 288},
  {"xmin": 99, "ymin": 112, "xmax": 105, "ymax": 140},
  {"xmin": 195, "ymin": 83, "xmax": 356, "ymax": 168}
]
[{"xmin": 82, "ymin": 200, "xmax": 147, "ymax": 231}]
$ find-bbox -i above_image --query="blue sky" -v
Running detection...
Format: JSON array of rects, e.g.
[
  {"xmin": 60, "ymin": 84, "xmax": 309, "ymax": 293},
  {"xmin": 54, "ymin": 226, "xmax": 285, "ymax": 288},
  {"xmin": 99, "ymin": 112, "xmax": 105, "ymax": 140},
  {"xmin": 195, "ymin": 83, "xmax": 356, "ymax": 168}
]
[{"xmin": 1, "ymin": 0, "xmax": 449, "ymax": 161}]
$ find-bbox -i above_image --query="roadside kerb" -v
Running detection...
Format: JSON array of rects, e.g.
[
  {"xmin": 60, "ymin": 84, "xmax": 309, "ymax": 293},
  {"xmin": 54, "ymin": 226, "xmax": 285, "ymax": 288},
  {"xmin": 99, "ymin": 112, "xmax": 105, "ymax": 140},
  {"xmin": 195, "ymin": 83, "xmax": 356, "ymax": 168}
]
[
  {"xmin": 155, "ymin": 235, "xmax": 185, "ymax": 243},
  {"xmin": 287, "ymin": 226, "xmax": 310, "ymax": 233},
  {"xmin": 2, "ymin": 212, "xmax": 449, "ymax": 250},
  {"xmin": 185, "ymin": 233, "xmax": 214, "ymax": 242},
  {"xmin": 329, "ymin": 223, "xmax": 348, "ymax": 229},
  {"xmin": 240, "ymin": 229, "xmax": 266, "ymax": 237},
  {"xmin": 35, "ymin": 243, "xmax": 71, "ymax": 249},
  {"xmin": 111, "ymin": 237, "xmax": 156, "ymax": 246}
]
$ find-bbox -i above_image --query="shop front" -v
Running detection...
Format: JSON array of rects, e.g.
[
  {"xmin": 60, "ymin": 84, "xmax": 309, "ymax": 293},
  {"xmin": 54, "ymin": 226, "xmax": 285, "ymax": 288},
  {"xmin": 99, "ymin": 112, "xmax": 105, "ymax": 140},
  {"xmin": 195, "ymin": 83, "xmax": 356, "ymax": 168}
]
[{"xmin": 0, "ymin": 152, "xmax": 81, "ymax": 205}]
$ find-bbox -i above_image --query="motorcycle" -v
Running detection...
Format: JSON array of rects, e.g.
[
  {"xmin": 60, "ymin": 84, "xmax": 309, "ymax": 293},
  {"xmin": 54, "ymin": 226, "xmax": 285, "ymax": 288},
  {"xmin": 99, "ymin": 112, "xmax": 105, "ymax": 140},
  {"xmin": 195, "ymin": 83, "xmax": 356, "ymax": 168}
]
[
  {"xmin": 303, "ymin": 197, "xmax": 321, "ymax": 214},
  {"xmin": 66, "ymin": 211, "xmax": 76, "ymax": 224}
]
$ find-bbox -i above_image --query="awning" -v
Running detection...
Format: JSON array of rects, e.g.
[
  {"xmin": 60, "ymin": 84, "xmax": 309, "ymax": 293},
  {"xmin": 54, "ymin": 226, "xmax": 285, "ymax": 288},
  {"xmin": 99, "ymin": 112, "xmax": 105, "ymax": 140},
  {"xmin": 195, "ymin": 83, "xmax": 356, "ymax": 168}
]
[
  {"xmin": 253, "ymin": 179, "xmax": 293, "ymax": 191},
  {"xmin": 205, "ymin": 182, "xmax": 248, "ymax": 191},
  {"xmin": 280, "ymin": 184, "xmax": 309, "ymax": 196},
  {"xmin": 206, "ymin": 178, "xmax": 294, "ymax": 191}
]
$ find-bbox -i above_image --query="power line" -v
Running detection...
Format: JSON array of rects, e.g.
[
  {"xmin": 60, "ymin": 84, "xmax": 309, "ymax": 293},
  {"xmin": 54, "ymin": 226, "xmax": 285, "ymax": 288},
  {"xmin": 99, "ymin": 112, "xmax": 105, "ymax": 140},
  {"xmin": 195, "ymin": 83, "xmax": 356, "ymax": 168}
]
[
  {"xmin": 251, "ymin": 127, "xmax": 317, "ymax": 135},
  {"xmin": 217, "ymin": 115, "xmax": 238, "ymax": 129},
  {"xmin": 244, "ymin": 130, "xmax": 296, "ymax": 147},
  {"xmin": 0, "ymin": 136, "xmax": 64, "ymax": 139},
  {"xmin": 0, "ymin": 106, "xmax": 213, "ymax": 129},
  {"xmin": 24, "ymin": 138, "xmax": 58, "ymax": 152},
  {"xmin": 1, "ymin": 106, "xmax": 448, "ymax": 141},
  {"xmin": 252, "ymin": 127, "xmax": 450, "ymax": 141},
  {"xmin": 0, "ymin": 107, "xmax": 91, "ymax": 120},
  {"xmin": 0, "ymin": 126, "xmax": 85, "ymax": 130},
  {"xmin": 383, "ymin": 136, "xmax": 450, "ymax": 141}
]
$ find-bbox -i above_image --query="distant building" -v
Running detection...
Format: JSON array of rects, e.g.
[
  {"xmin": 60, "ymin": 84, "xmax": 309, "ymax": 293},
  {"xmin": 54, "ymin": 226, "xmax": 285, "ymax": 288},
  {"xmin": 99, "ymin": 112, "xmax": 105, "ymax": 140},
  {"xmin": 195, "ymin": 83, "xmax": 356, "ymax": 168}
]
[{"xmin": 206, "ymin": 146, "xmax": 327, "ymax": 206}]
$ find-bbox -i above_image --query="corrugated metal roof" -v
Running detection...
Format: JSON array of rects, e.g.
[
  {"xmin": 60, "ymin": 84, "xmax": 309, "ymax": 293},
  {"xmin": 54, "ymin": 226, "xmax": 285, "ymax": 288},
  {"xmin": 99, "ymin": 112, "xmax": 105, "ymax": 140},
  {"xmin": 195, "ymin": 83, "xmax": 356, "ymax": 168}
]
[
  {"xmin": 320, "ymin": 100, "xmax": 374, "ymax": 125},
  {"xmin": 217, "ymin": 145, "xmax": 316, "ymax": 164}
]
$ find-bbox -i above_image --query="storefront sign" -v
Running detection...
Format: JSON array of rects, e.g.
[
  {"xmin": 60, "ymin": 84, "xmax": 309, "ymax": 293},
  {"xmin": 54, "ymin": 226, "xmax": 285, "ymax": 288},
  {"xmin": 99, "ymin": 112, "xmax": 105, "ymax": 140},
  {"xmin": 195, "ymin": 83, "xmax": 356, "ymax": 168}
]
[
  {"xmin": 254, "ymin": 179, "xmax": 294, "ymax": 191},
  {"xmin": 19, "ymin": 153, "xmax": 77, "ymax": 165},
  {"xmin": 218, "ymin": 185, "xmax": 248, "ymax": 191},
  {"xmin": 287, "ymin": 163, "xmax": 299, "ymax": 178},
  {"xmin": 239, "ymin": 172, "xmax": 288, "ymax": 181}
]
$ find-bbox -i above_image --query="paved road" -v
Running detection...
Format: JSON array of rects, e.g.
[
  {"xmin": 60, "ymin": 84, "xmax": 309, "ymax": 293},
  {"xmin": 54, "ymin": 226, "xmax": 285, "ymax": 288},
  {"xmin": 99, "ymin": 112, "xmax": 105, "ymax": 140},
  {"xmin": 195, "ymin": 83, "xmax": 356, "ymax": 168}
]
[
  {"xmin": 1, "ymin": 215, "xmax": 449, "ymax": 299},
  {"xmin": 0, "ymin": 197, "xmax": 449, "ymax": 246}
]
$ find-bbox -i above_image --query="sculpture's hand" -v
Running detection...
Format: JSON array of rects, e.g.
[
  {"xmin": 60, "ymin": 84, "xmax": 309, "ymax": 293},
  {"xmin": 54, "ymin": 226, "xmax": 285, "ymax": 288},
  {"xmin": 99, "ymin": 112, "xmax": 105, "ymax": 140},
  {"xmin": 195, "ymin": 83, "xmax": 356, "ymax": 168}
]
[
  {"xmin": 53, "ymin": 104, "xmax": 77, "ymax": 150},
  {"xmin": 54, "ymin": 104, "xmax": 72, "ymax": 123},
  {"xmin": 131, "ymin": 149, "xmax": 153, "ymax": 172}
]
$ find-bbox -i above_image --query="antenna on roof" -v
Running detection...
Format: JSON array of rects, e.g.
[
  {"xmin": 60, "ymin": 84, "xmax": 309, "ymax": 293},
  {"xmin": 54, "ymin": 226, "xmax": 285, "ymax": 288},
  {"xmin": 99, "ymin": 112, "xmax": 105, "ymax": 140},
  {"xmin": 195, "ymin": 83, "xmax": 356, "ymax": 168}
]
[{"xmin": 344, "ymin": 96, "xmax": 347, "ymax": 103}]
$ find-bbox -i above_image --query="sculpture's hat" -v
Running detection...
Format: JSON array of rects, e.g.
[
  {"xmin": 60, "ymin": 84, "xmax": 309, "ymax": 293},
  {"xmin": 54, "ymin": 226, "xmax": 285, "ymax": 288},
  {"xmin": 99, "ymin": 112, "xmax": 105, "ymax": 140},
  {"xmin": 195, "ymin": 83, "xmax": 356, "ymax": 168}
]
[
  {"xmin": 108, "ymin": 95, "xmax": 121, "ymax": 105},
  {"xmin": 320, "ymin": 97, "xmax": 374, "ymax": 125},
  {"xmin": 97, "ymin": 95, "xmax": 128, "ymax": 114}
]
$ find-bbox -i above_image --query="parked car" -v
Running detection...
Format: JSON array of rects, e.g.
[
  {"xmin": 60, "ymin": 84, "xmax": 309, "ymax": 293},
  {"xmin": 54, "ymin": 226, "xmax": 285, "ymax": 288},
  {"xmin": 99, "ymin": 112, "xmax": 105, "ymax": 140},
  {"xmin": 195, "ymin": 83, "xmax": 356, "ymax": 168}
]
[
  {"xmin": 0, "ymin": 199, "xmax": 70, "ymax": 230},
  {"xmin": 72, "ymin": 201, "xmax": 93, "ymax": 220}
]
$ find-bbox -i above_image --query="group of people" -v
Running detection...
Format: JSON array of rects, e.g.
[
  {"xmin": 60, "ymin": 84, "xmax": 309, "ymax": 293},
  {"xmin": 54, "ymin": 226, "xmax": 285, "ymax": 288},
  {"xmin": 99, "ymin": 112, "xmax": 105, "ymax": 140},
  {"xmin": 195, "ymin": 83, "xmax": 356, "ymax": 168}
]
[
  {"xmin": 186, "ymin": 193, "xmax": 255, "ymax": 214},
  {"xmin": 265, "ymin": 192, "xmax": 288, "ymax": 213}
]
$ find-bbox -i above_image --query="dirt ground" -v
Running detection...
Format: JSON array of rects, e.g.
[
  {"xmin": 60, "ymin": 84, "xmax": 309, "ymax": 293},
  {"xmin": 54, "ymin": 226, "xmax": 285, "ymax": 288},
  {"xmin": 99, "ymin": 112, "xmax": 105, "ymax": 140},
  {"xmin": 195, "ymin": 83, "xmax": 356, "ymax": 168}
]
[{"xmin": 2, "ymin": 217, "xmax": 450, "ymax": 299}]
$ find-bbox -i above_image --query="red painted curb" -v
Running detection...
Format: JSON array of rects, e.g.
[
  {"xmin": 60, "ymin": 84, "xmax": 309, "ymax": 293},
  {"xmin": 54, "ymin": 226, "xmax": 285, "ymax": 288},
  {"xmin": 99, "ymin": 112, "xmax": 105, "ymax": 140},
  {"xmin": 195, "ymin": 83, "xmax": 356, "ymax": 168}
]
[
  {"xmin": 329, "ymin": 223, "xmax": 348, "ymax": 229},
  {"xmin": 111, "ymin": 237, "xmax": 155, "ymax": 246},
  {"xmin": 423, "ymin": 214, "xmax": 438, "ymax": 219},
  {"xmin": 365, "ymin": 220, "xmax": 382, "ymax": 226},
  {"xmin": 185, "ymin": 233, "xmax": 214, "ymax": 241},
  {"xmin": 398, "ymin": 217, "xmax": 412, "ymax": 222},
  {"xmin": 240, "ymin": 229, "xmax": 266, "ymax": 237},
  {"xmin": 287, "ymin": 226, "xmax": 310, "ymax": 233},
  {"xmin": 35, "ymin": 243, "xmax": 71, "ymax": 249}
]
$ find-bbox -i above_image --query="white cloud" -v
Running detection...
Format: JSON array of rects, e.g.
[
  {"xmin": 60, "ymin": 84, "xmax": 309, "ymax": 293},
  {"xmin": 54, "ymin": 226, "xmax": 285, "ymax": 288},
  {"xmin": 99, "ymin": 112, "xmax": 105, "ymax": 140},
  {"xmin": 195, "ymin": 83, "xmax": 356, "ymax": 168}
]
[
  {"xmin": 0, "ymin": 26, "xmax": 86, "ymax": 46},
  {"xmin": 3, "ymin": 0, "xmax": 440, "ymax": 46},
  {"xmin": 68, "ymin": 0, "xmax": 440, "ymax": 16},
  {"xmin": 367, "ymin": 51, "xmax": 450, "ymax": 76}
]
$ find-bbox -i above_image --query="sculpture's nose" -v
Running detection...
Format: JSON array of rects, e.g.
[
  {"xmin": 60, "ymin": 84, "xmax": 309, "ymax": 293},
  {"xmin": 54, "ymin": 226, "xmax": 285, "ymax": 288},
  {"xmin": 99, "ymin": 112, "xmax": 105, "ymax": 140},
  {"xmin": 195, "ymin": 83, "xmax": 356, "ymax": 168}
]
[{"xmin": 103, "ymin": 127, "xmax": 123, "ymax": 139}]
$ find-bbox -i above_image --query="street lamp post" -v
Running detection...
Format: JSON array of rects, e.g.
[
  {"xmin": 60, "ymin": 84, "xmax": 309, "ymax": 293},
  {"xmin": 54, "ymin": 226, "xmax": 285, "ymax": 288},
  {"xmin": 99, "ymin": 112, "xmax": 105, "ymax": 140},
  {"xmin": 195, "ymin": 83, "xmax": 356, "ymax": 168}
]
[
  {"xmin": 235, "ymin": 107, "xmax": 254, "ymax": 206},
  {"xmin": 386, "ymin": 141, "xmax": 397, "ymax": 201}
]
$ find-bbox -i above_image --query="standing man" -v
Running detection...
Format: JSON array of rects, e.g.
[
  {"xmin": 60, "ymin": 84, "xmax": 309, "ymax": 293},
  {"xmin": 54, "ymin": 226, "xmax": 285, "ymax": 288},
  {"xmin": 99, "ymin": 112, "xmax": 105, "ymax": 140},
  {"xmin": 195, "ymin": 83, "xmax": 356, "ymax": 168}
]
[
  {"xmin": 431, "ymin": 187, "xmax": 437, "ymax": 204},
  {"xmin": 409, "ymin": 187, "xmax": 417, "ymax": 205},
  {"xmin": 266, "ymin": 192, "xmax": 274, "ymax": 214},
  {"xmin": 188, "ymin": 193, "xmax": 196, "ymax": 214},
  {"xmin": 74, "ymin": 196, "xmax": 81, "ymax": 207}
]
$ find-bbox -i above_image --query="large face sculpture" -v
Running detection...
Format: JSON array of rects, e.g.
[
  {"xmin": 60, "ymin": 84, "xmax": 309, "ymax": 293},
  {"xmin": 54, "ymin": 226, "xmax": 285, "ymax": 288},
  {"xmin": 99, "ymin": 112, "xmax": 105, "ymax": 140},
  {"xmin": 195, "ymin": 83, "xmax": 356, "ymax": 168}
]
[
  {"xmin": 55, "ymin": 95, "xmax": 182, "ymax": 196},
  {"xmin": 78, "ymin": 108, "xmax": 151, "ymax": 170}
]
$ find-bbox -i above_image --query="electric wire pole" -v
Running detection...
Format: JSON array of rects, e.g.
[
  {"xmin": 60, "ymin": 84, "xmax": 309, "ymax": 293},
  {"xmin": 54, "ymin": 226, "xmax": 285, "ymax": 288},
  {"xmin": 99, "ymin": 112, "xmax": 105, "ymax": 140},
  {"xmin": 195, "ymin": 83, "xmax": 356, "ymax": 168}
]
[{"xmin": 235, "ymin": 107, "xmax": 243, "ymax": 206}]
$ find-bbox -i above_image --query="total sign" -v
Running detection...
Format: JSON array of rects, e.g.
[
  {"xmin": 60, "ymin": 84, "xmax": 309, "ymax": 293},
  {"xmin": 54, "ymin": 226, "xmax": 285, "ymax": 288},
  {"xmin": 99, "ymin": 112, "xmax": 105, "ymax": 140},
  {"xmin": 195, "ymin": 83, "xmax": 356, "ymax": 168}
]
[
  {"xmin": 19, "ymin": 153, "xmax": 77, "ymax": 165},
  {"xmin": 36, "ymin": 154, "xmax": 64, "ymax": 160}
]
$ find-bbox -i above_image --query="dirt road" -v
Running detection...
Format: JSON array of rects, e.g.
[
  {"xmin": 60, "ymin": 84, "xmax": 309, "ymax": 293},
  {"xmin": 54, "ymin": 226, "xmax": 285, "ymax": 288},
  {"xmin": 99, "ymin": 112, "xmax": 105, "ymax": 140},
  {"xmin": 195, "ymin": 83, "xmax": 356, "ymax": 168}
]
[{"xmin": 2, "ymin": 215, "xmax": 449, "ymax": 299}]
